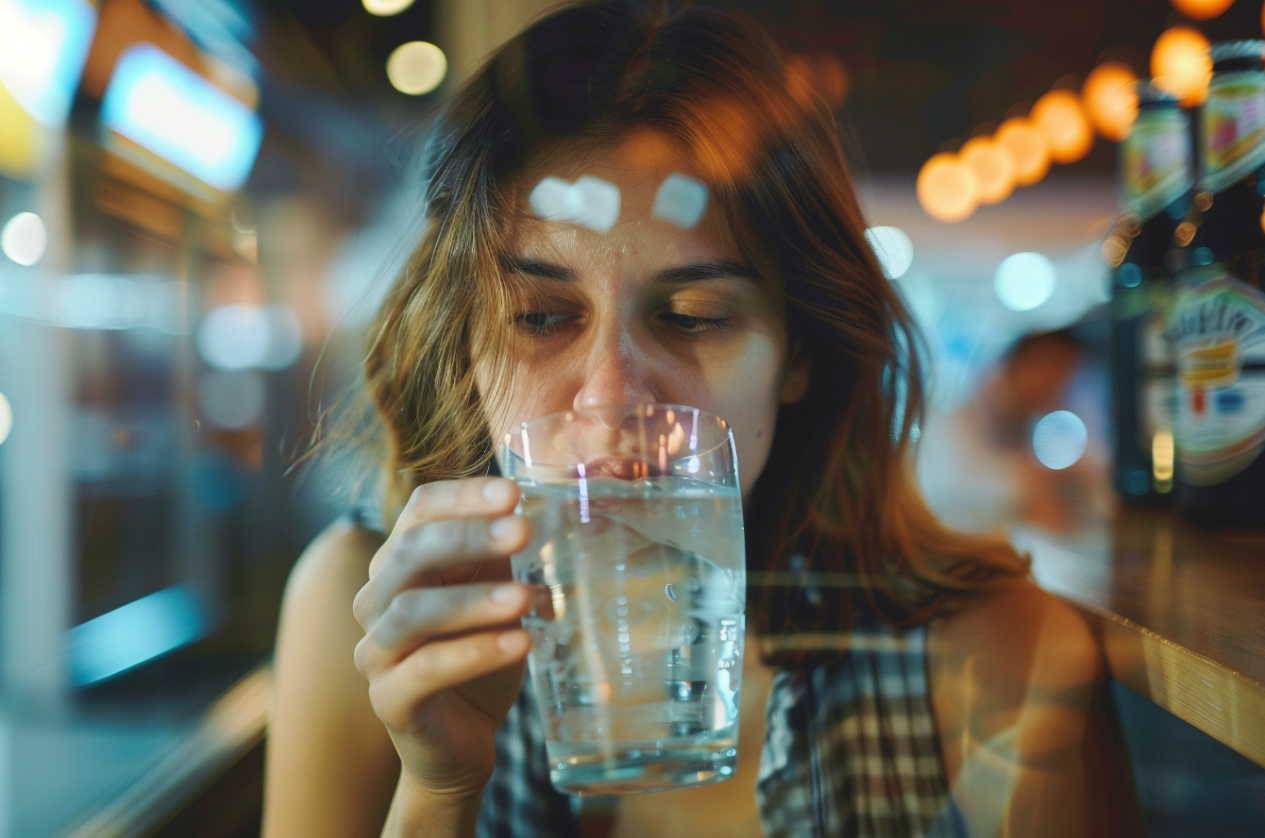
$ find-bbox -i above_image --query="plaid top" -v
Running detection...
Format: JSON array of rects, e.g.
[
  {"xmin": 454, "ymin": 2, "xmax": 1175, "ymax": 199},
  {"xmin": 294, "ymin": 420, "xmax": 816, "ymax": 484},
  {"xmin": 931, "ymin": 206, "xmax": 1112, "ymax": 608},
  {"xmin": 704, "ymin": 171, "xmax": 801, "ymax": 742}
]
[
  {"xmin": 471, "ymin": 601, "xmax": 965, "ymax": 838},
  {"xmin": 350, "ymin": 500, "xmax": 965, "ymax": 837}
]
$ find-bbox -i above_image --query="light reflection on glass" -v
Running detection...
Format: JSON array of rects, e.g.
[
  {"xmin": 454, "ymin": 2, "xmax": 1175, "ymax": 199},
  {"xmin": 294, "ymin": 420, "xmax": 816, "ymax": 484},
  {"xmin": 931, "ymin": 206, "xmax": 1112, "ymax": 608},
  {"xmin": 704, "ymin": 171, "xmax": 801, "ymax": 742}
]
[
  {"xmin": 864, "ymin": 226, "xmax": 914, "ymax": 279},
  {"xmin": 528, "ymin": 175, "xmax": 621, "ymax": 233},
  {"xmin": 0, "ymin": 0, "xmax": 96, "ymax": 127},
  {"xmin": 67, "ymin": 585, "xmax": 209, "ymax": 686},
  {"xmin": 386, "ymin": 41, "xmax": 446, "ymax": 95},
  {"xmin": 652, "ymin": 173, "xmax": 708, "ymax": 229},
  {"xmin": 101, "ymin": 42, "xmax": 263, "ymax": 192},
  {"xmin": 1032, "ymin": 410, "xmax": 1088, "ymax": 470},
  {"xmin": 1, "ymin": 211, "xmax": 47, "ymax": 266},
  {"xmin": 994, "ymin": 252, "xmax": 1057, "ymax": 312},
  {"xmin": 0, "ymin": 391, "xmax": 11, "ymax": 446},
  {"xmin": 198, "ymin": 369, "xmax": 266, "ymax": 429}
]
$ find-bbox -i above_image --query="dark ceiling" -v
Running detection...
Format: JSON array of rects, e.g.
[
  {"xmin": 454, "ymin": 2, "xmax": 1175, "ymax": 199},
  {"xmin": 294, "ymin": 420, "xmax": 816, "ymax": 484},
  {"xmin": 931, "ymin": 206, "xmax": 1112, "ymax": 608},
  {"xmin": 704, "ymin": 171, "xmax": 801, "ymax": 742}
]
[{"xmin": 234, "ymin": 0, "xmax": 1265, "ymax": 210}]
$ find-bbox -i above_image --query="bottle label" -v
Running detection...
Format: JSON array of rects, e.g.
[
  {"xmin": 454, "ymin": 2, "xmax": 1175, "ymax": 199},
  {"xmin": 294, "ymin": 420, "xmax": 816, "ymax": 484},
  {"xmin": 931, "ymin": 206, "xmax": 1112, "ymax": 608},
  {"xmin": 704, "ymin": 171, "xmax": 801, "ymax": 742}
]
[
  {"xmin": 1168, "ymin": 274, "xmax": 1265, "ymax": 485},
  {"xmin": 1140, "ymin": 285, "xmax": 1176, "ymax": 441},
  {"xmin": 1122, "ymin": 108, "xmax": 1192, "ymax": 220},
  {"xmin": 1200, "ymin": 70, "xmax": 1265, "ymax": 194}
]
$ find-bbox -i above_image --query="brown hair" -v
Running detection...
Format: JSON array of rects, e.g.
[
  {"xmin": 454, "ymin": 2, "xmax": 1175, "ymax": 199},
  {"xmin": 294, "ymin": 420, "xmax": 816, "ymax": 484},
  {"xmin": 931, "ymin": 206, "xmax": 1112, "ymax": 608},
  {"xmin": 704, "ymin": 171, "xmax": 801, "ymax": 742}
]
[{"xmin": 356, "ymin": 0, "xmax": 1029, "ymax": 639}]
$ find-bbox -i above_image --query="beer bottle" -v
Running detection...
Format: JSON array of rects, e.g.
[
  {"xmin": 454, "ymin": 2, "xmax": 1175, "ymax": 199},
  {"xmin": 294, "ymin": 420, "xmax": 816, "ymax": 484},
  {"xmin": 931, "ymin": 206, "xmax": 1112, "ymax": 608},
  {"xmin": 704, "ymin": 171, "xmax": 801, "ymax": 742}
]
[
  {"xmin": 1110, "ymin": 83, "xmax": 1189, "ymax": 504},
  {"xmin": 1174, "ymin": 41, "xmax": 1265, "ymax": 528}
]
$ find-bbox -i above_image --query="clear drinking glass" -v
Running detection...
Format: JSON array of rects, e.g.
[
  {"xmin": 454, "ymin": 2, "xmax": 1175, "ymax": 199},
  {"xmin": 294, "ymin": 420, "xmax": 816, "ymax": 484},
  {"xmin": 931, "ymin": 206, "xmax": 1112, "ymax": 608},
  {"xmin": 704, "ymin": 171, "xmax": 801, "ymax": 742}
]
[{"xmin": 497, "ymin": 404, "xmax": 746, "ymax": 795}]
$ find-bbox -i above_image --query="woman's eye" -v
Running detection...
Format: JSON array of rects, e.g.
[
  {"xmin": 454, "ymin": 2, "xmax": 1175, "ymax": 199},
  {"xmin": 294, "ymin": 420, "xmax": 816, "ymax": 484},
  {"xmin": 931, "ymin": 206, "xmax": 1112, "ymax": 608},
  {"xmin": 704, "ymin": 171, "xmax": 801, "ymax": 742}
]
[
  {"xmin": 659, "ymin": 312, "xmax": 731, "ymax": 333},
  {"xmin": 515, "ymin": 311, "xmax": 573, "ymax": 334}
]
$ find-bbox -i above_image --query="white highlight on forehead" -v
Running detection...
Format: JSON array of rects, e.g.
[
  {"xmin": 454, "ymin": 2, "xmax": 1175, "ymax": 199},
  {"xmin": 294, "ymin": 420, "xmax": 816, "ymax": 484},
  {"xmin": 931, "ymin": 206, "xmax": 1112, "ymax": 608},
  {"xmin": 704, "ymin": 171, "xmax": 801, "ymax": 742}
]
[
  {"xmin": 527, "ymin": 175, "xmax": 621, "ymax": 232},
  {"xmin": 651, "ymin": 172, "xmax": 708, "ymax": 229}
]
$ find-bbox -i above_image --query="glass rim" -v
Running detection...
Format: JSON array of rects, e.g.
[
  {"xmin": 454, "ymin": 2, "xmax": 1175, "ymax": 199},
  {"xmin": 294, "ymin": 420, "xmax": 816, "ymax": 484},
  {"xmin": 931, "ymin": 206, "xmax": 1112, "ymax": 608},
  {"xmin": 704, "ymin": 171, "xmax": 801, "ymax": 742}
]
[{"xmin": 498, "ymin": 403, "xmax": 734, "ymax": 469}]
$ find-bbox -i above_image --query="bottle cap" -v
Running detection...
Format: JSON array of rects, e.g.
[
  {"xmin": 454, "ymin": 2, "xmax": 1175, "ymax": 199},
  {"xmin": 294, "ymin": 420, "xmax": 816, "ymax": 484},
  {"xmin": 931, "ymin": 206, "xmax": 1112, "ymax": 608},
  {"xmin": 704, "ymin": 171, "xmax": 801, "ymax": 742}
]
[
  {"xmin": 1136, "ymin": 80, "xmax": 1180, "ymax": 107},
  {"xmin": 1209, "ymin": 40, "xmax": 1265, "ymax": 65}
]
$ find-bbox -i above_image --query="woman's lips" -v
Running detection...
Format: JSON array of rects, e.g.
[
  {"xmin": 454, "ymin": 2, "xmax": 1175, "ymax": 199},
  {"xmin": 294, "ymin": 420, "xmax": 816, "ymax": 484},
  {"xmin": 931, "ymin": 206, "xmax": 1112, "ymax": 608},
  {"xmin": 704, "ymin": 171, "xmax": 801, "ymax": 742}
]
[{"xmin": 581, "ymin": 456, "xmax": 653, "ymax": 479}]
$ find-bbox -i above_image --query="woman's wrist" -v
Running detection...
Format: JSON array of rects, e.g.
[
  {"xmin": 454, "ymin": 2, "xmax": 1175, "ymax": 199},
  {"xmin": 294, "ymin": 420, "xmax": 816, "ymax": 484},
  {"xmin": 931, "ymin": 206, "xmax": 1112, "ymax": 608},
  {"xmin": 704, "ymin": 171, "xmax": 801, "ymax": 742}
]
[{"xmin": 381, "ymin": 772, "xmax": 484, "ymax": 838}]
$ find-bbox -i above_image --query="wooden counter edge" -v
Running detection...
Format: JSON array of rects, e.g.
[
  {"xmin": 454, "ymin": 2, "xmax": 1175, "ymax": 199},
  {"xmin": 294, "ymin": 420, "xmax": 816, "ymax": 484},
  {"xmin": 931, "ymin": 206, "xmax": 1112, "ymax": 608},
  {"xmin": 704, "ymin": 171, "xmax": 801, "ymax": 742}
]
[
  {"xmin": 53, "ymin": 661, "xmax": 272, "ymax": 838},
  {"xmin": 1058, "ymin": 596, "xmax": 1265, "ymax": 769}
]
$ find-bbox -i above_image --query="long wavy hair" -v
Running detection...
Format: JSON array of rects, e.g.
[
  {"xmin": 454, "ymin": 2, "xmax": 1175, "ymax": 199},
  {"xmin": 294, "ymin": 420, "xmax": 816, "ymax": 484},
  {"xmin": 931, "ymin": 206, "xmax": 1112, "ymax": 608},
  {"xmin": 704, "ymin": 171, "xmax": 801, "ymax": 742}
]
[{"xmin": 354, "ymin": 0, "xmax": 1029, "ymax": 645}]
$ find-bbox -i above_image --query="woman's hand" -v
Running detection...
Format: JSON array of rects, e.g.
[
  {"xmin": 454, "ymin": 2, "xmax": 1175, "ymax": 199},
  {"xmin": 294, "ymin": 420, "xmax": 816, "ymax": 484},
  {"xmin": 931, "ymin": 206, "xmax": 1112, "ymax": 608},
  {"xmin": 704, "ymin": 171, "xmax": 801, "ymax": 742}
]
[{"xmin": 352, "ymin": 477, "xmax": 533, "ymax": 804}]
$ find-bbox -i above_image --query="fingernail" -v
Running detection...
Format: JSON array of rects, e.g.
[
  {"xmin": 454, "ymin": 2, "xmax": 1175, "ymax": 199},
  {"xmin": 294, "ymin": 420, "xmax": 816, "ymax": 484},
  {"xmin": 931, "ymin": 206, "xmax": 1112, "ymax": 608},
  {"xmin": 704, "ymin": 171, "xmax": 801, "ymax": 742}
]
[
  {"xmin": 483, "ymin": 480, "xmax": 513, "ymax": 504},
  {"xmin": 491, "ymin": 583, "xmax": 521, "ymax": 605},
  {"xmin": 489, "ymin": 515, "xmax": 519, "ymax": 543},
  {"xmin": 497, "ymin": 630, "xmax": 527, "ymax": 654}
]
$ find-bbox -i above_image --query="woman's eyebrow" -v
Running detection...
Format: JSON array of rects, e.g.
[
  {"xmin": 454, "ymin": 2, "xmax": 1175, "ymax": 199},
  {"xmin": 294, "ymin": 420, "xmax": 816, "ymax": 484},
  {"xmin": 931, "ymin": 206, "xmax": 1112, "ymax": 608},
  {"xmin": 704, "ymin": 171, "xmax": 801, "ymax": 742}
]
[
  {"xmin": 653, "ymin": 261, "xmax": 760, "ymax": 285},
  {"xmin": 501, "ymin": 255, "xmax": 577, "ymax": 282}
]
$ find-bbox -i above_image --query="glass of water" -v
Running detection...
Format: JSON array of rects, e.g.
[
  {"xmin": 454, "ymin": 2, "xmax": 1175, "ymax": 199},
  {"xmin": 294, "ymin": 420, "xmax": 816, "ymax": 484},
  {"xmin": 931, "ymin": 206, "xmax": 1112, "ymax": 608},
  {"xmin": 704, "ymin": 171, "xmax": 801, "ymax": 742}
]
[{"xmin": 497, "ymin": 404, "xmax": 746, "ymax": 795}]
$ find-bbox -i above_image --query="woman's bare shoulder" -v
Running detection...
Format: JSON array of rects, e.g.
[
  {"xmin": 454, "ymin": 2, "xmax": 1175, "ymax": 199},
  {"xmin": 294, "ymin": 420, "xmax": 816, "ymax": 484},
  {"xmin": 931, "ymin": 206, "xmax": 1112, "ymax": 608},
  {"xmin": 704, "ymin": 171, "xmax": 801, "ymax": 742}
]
[
  {"xmin": 263, "ymin": 520, "xmax": 397, "ymax": 838},
  {"xmin": 284, "ymin": 517, "xmax": 386, "ymax": 607},
  {"xmin": 932, "ymin": 580, "xmax": 1102, "ymax": 707}
]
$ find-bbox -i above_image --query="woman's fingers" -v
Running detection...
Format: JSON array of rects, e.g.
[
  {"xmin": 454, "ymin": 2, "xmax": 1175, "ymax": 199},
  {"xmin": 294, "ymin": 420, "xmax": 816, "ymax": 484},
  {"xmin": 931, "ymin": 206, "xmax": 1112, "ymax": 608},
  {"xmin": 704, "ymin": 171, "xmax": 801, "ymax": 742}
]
[
  {"xmin": 368, "ymin": 478, "xmax": 520, "ymax": 576},
  {"xmin": 366, "ymin": 628, "xmax": 530, "ymax": 729},
  {"xmin": 355, "ymin": 582, "xmax": 530, "ymax": 674},
  {"xmin": 354, "ymin": 514, "xmax": 530, "ymax": 629}
]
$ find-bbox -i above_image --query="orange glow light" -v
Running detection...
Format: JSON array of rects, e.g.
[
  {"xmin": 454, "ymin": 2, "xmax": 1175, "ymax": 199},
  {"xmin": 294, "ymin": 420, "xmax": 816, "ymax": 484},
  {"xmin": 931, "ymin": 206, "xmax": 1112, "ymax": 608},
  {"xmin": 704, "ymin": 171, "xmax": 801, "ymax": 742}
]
[
  {"xmin": 1031, "ymin": 90, "xmax": 1094, "ymax": 164},
  {"xmin": 1152, "ymin": 27, "xmax": 1213, "ymax": 107},
  {"xmin": 1082, "ymin": 63, "xmax": 1139, "ymax": 141},
  {"xmin": 1170, "ymin": 0, "xmax": 1234, "ymax": 21},
  {"xmin": 960, "ymin": 136, "xmax": 1015, "ymax": 204},
  {"xmin": 996, "ymin": 117, "xmax": 1051, "ymax": 186},
  {"xmin": 917, "ymin": 153, "xmax": 979, "ymax": 223}
]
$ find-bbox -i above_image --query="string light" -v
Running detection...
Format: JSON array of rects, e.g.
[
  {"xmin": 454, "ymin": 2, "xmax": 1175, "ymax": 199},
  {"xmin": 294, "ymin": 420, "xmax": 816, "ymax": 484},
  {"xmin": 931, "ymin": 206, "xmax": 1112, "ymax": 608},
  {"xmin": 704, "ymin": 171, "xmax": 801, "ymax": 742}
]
[
  {"xmin": 1082, "ymin": 63, "xmax": 1139, "ymax": 141},
  {"xmin": 996, "ymin": 117, "xmax": 1050, "ymax": 186},
  {"xmin": 1031, "ymin": 89, "xmax": 1094, "ymax": 164},
  {"xmin": 917, "ymin": 153, "xmax": 979, "ymax": 223},
  {"xmin": 960, "ymin": 136, "xmax": 1015, "ymax": 205},
  {"xmin": 1170, "ymin": 0, "xmax": 1234, "ymax": 20},
  {"xmin": 1152, "ymin": 27, "xmax": 1213, "ymax": 107}
]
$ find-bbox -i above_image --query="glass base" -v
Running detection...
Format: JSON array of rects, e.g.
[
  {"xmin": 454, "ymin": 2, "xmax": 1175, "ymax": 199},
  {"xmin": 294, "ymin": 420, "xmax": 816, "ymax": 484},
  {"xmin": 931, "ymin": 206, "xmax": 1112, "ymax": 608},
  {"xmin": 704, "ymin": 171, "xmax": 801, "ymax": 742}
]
[{"xmin": 549, "ymin": 747, "xmax": 737, "ymax": 795}]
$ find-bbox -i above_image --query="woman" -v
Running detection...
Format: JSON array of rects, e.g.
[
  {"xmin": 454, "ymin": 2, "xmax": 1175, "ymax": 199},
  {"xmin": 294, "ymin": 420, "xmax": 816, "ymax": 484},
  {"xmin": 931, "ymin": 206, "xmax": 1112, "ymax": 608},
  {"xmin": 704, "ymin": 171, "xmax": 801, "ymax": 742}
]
[{"xmin": 262, "ymin": 3, "xmax": 1143, "ymax": 836}]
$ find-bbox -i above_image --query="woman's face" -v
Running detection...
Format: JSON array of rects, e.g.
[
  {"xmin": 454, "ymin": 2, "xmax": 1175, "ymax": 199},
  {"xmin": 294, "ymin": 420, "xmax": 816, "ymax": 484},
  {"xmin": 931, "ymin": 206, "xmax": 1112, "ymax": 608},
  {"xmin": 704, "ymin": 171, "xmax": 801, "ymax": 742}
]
[{"xmin": 476, "ymin": 131, "xmax": 809, "ymax": 496}]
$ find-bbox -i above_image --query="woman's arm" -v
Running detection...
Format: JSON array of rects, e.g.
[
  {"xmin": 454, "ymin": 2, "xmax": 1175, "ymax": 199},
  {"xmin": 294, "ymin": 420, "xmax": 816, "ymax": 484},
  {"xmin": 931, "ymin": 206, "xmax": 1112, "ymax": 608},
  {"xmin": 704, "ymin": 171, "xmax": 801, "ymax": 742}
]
[
  {"xmin": 929, "ymin": 582, "xmax": 1146, "ymax": 838},
  {"xmin": 261, "ymin": 520, "xmax": 400, "ymax": 838}
]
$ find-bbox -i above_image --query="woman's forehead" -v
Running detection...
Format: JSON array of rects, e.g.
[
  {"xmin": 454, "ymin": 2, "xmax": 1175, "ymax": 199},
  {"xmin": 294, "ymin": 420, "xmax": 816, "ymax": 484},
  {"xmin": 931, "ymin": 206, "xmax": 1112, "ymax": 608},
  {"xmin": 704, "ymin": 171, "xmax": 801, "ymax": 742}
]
[{"xmin": 506, "ymin": 130, "xmax": 742, "ymax": 261}]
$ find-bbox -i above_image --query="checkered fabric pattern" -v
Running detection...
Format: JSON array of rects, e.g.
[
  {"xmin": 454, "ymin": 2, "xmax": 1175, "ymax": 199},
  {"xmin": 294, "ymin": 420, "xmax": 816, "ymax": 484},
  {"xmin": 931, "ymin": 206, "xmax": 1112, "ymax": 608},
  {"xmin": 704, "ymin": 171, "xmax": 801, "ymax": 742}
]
[
  {"xmin": 754, "ymin": 617, "xmax": 967, "ymax": 838},
  {"xmin": 476, "ymin": 684, "xmax": 582, "ymax": 838}
]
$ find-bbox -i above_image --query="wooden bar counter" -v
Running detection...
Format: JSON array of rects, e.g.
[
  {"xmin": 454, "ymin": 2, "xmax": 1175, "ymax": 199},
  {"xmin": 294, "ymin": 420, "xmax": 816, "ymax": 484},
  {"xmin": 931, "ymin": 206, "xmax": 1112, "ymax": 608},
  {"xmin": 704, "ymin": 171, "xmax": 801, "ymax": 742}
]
[{"xmin": 1015, "ymin": 508, "xmax": 1265, "ymax": 768}]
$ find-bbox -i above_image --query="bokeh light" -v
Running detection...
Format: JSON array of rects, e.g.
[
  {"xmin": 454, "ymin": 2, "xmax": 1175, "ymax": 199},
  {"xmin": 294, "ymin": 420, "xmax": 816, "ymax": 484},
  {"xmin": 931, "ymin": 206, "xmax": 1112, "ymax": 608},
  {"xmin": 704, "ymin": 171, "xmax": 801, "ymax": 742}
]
[
  {"xmin": 1082, "ymin": 63, "xmax": 1140, "ymax": 141},
  {"xmin": 386, "ymin": 41, "xmax": 446, "ymax": 95},
  {"xmin": 198, "ymin": 370, "xmax": 266, "ymax": 429},
  {"xmin": 652, "ymin": 173, "xmax": 708, "ymax": 228},
  {"xmin": 1, "ymin": 211, "xmax": 47, "ymax": 265},
  {"xmin": 1032, "ymin": 410, "xmax": 1088, "ymax": 470},
  {"xmin": 1170, "ymin": 0, "xmax": 1234, "ymax": 20},
  {"xmin": 362, "ymin": 0, "xmax": 416, "ymax": 15},
  {"xmin": 1152, "ymin": 27, "xmax": 1212, "ymax": 107},
  {"xmin": 994, "ymin": 251, "xmax": 1057, "ymax": 311},
  {"xmin": 917, "ymin": 153, "xmax": 979, "ymax": 223},
  {"xmin": 529, "ymin": 175, "xmax": 621, "ymax": 233},
  {"xmin": 865, "ymin": 226, "xmax": 915, "ymax": 279},
  {"xmin": 996, "ymin": 118, "xmax": 1050, "ymax": 186},
  {"xmin": 960, "ymin": 136, "xmax": 1015, "ymax": 204},
  {"xmin": 0, "ymin": 391, "xmax": 11, "ymax": 446},
  {"xmin": 1031, "ymin": 90, "xmax": 1094, "ymax": 164},
  {"xmin": 197, "ymin": 304, "xmax": 302, "ymax": 371}
]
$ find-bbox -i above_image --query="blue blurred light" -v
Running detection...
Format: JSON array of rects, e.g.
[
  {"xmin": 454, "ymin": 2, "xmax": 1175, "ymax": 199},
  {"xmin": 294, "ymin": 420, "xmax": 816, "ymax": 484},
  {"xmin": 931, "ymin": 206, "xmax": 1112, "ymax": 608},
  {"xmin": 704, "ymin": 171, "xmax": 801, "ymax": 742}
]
[
  {"xmin": 67, "ymin": 586, "xmax": 209, "ymax": 685},
  {"xmin": 865, "ymin": 226, "xmax": 914, "ymax": 279},
  {"xmin": 1032, "ymin": 410, "xmax": 1088, "ymax": 470},
  {"xmin": 994, "ymin": 252, "xmax": 1057, "ymax": 311},
  {"xmin": 0, "ymin": 0, "xmax": 97, "ymax": 126},
  {"xmin": 101, "ymin": 43, "xmax": 263, "ymax": 192},
  {"xmin": 652, "ymin": 173, "xmax": 708, "ymax": 229}
]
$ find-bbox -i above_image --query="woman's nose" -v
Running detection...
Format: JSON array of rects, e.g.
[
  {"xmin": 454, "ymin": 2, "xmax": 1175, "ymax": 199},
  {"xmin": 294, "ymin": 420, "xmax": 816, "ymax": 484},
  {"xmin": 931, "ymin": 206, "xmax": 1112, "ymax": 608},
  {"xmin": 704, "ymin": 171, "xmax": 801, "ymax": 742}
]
[{"xmin": 572, "ymin": 328, "xmax": 658, "ymax": 412}]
